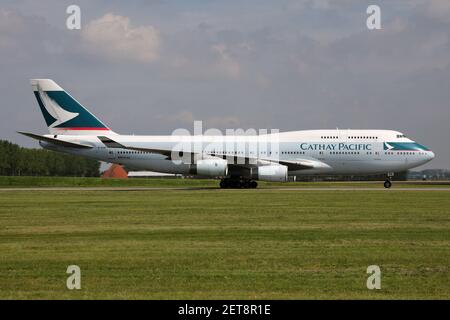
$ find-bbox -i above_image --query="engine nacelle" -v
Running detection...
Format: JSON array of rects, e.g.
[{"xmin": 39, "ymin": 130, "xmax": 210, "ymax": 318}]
[
  {"xmin": 190, "ymin": 158, "xmax": 228, "ymax": 177},
  {"xmin": 256, "ymin": 164, "xmax": 288, "ymax": 182}
]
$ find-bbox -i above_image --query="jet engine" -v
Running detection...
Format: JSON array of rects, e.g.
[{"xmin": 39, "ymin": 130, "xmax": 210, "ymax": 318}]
[
  {"xmin": 190, "ymin": 158, "xmax": 228, "ymax": 177},
  {"xmin": 255, "ymin": 164, "xmax": 288, "ymax": 182}
]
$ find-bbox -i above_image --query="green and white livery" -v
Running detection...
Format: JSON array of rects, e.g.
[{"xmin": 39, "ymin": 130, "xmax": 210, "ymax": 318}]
[{"xmin": 20, "ymin": 79, "xmax": 435, "ymax": 189}]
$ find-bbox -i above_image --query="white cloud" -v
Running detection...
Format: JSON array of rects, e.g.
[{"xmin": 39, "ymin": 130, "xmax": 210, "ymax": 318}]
[{"xmin": 82, "ymin": 13, "xmax": 160, "ymax": 63}]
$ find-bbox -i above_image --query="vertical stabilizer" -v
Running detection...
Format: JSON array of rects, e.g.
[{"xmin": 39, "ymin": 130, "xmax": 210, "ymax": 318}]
[{"xmin": 31, "ymin": 79, "xmax": 114, "ymax": 135}]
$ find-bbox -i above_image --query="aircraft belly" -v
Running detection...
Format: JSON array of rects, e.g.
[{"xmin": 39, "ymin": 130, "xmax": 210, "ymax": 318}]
[
  {"xmin": 118, "ymin": 158, "xmax": 192, "ymax": 174},
  {"xmin": 297, "ymin": 159, "xmax": 408, "ymax": 175}
]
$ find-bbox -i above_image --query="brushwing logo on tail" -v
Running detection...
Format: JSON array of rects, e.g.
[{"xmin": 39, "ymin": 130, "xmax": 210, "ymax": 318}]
[
  {"xmin": 38, "ymin": 88, "xmax": 79, "ymax": 128},
  {"xmin": 31, "ymin": 79, "xmax": 111, "ymax": 134},
  {"xmin": 384, "ymin": 142, "xmax": 394, "ymax": 151}
]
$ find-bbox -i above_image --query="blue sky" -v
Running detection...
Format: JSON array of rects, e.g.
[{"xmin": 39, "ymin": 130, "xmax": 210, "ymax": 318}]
[{"xmin": 1, "ymin": 0, "xmax": 449, "ymax": 168}]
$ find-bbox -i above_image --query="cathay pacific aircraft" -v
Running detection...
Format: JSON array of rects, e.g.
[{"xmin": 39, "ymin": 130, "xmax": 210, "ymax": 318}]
[{"xmin": 20, "ymin": 79, "xmax": 435, "ymax": 188}]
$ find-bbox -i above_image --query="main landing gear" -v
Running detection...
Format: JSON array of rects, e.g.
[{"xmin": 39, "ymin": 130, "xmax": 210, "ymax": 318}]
[
  {"xmin": 384, "ymin": 172, "xmax": 394, "ymax": 189},
  {"xmin": 220, "ymin": 178, "xmax": 258, "ymax": 189}
]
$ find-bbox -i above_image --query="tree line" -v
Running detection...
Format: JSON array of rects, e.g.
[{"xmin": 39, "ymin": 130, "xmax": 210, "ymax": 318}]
[{"xmin": 0, "ymin": 140, "xmax": 100, "ymax": 177}]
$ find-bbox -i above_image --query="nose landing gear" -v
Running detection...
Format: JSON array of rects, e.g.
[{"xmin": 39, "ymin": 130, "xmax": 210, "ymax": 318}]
[
  {"xmin": 219, "ymin": 178, "xmax": 258, "ymax": 189},
  {"xmin": 384, "ymin": 172, "xmax": 394, "ymax": 188}
]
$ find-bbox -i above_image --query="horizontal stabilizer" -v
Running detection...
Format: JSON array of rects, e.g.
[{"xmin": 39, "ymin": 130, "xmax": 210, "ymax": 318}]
[{"xmin": 18, "ymin": 131, "xmax": 93, "ymax": 149}]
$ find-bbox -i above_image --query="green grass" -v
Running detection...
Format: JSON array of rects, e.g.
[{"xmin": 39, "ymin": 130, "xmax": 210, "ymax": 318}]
[
  {"xmin": 0, "ymin": 187, "xmax": 449, "ymax": 299},
  {"xmin": 0, "ymin": 176, "xmax": 449, "ymax": 188},
  {"xmin": 0, "ymin": 176, "xmax": 218, "ymax": 188}
]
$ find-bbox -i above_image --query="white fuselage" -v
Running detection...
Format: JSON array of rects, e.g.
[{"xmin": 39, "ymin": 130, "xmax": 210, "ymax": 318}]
[{"xmin": 40, "ymin": 129, "xmax": 435, "ymax": 177}]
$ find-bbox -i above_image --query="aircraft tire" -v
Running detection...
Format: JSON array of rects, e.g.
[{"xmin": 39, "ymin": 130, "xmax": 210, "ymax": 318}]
[{"xmin": 219, "ymin": 179, "xmax": 228, "ymax": 189}]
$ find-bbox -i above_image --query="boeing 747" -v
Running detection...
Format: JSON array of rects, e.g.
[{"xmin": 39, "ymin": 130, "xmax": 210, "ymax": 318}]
[{"xmin": 19, "ymin": 79, "xmax": 435, "ymax": 188}]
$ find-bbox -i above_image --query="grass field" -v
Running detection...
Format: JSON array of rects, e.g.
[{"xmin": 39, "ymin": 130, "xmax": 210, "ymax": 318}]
[
  {"xmin": 1, "ymin": 176, "xmax": 450, "ymax": 188},
  {"xmin": 0, "ymin": 180, "xmax": 449, "ymax": 299}
]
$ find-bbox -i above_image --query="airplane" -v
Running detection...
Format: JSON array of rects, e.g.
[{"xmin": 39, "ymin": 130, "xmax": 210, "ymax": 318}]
[{"xmin": 19, "ymin": 79, "xmax": 435, "ymax": 189}]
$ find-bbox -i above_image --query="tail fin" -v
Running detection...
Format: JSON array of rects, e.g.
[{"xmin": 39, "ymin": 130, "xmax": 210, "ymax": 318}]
[{"xmin": 31, "ymin": 79, "xmax": 114, "ymax": 135}]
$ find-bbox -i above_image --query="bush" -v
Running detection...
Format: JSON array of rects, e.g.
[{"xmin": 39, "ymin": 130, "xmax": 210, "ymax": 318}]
[{"xmin": 0, "ymin": 140, "xmax": 100, "ymax": 177}]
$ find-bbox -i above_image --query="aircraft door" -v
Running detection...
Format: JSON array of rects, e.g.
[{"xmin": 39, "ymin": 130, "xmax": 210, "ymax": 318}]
[{"xmin": 107, "ymin": 149, "xmax": 116, "ymax": 161}]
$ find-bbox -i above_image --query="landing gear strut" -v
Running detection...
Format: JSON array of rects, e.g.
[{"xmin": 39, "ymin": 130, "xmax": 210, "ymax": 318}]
[
  {"xmin": 219, "ymin": 178, "xmax": 258, "ymax": 189},
  {"xmin": 384, "ymin": 172, "xmax": 394, "ymax": 189}
]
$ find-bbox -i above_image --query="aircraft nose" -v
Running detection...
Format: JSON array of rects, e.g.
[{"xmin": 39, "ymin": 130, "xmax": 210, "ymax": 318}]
[{"xmin": 429, "ymin": 151, "xmax": 435, "ymax": 159}]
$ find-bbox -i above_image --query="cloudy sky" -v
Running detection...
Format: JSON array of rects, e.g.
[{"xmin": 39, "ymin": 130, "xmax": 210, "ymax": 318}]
[{"xmin": 1, "ymin": 0, "xmax": 449, "ymax": 169}]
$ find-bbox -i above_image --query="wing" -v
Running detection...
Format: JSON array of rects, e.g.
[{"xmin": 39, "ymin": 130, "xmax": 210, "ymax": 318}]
[
  {"xmin": 97, "ymin": 136, "xmax": 331, "ymax": 171},
  {"xmin": 98, "ymin": 136, "xmax": 172, "ymax": 156},
  {"xmin": 18, "ymin": 131, "xmax": 93, "ymax": 149},
  {"xmin": 278, "ymin": 159, "xmax": 332, "ymax": 171}
]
